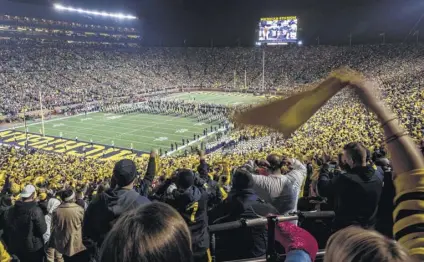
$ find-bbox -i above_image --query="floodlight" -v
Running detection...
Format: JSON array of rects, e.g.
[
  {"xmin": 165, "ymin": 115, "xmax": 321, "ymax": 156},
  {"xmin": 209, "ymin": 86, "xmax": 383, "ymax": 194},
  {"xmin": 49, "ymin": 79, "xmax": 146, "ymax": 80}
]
[
  {"xmin": 53, "ymin": 3, "xmax": 137, "ymax": 20},
  {"xmin": 54, "ymin": 4, "xmax": 65, "ymax": 10},
  {"xmin": 297, "ymin": 41, "xmax": 303, "ymax": 46}
]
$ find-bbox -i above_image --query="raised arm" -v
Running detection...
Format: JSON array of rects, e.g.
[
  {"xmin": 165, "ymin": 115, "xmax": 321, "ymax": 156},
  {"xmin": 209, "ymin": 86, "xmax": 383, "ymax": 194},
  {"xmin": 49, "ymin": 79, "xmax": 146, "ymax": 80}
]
[
  {"xmin": 138, "ymin": 149, "xmax": 158, "ymax": 197},
  {"xmin": 143, "ymin": 149, "xmax": 158, "ymax": 184},
  {"xmin": 351, "ymin": 79, "xmax": 424, "ymax": 259}
]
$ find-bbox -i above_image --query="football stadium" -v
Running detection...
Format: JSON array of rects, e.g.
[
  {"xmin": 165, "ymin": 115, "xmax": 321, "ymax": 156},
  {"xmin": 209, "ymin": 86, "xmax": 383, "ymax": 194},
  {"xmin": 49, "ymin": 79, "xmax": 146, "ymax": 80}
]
[{"xmin": 0, "ymin": 0, "xmax": 424, "ymax": 261}]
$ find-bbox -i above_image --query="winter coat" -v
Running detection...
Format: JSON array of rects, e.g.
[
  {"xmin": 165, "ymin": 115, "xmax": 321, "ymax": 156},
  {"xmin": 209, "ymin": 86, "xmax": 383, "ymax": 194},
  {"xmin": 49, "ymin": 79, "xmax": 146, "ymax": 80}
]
[
  {"xmin": 3, "ymin": 201, "xmax": 47, "ymax": 254},
  {"xmin": 50, "ymin": 202, "xmax": 86, "ymax": 257}
]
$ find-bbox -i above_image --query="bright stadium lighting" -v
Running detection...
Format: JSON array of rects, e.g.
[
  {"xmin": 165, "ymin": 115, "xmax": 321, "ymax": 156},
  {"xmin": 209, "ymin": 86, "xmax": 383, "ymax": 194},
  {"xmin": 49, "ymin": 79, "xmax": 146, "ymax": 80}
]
[
  {"xmin": 54, "ymin": 4, "xmax": 65, "ymax": 10},
  {"xmin": 297, "ymin": 41, "xmax": 303, "ymax": 46},
  {"xmin": 53, "ymin": 4, "xmax": 137, "ymax": 20}
]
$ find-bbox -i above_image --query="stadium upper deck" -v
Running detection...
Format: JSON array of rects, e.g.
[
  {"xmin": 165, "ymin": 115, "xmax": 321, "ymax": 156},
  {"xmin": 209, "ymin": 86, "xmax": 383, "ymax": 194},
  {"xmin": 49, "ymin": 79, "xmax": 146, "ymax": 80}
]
[{"xmin": 0, "ymin": 0, "xmax": 141, "ymax": 44}]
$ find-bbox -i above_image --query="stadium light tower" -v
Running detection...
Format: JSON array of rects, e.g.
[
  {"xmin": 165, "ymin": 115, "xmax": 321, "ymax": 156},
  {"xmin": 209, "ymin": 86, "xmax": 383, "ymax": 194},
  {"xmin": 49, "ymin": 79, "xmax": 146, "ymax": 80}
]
[{"xmin": 53, "ymin": 4, "xmax": 137, "ymax": 20}]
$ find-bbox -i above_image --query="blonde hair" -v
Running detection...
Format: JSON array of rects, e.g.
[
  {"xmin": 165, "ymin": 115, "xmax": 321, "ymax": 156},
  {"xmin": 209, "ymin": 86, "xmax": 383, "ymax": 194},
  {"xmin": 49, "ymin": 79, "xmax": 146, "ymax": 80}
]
[{"xmin": 325, "ymin": 227, "xmax": 412, "ymax": 262}]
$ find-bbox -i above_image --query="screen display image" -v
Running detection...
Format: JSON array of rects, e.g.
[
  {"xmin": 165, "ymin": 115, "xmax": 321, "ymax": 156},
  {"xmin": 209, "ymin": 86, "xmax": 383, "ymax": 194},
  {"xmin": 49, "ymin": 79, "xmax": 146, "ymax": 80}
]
[{"xmin": 258, "ymin": 16, "xmax": 297, "ymax": 45}]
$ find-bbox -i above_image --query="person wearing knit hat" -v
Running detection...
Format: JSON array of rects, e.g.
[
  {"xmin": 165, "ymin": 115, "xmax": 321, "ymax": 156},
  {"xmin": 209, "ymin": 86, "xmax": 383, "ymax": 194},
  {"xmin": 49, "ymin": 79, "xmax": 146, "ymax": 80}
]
[
  {"xmin": 50, "ymin": 189, "xmax": 87, "ymax": 262},
  {"xmin": 209, "ymin": 167, "xmax": 278, "ymax": 261},
  {"xmin": 83, "ymin": 150, "xmax": 157, "ymax": 260},
  {"xmin": 3, "ymin": 184, "xmax": 47, "ymax": 262}
]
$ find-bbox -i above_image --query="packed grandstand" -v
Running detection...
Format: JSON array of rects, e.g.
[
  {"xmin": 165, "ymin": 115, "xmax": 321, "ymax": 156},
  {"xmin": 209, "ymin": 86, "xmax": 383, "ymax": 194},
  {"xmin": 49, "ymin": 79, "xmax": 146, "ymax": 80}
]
[{"xmin": 0, "ymin": 1, "xmax": 424, "ymax": 262}]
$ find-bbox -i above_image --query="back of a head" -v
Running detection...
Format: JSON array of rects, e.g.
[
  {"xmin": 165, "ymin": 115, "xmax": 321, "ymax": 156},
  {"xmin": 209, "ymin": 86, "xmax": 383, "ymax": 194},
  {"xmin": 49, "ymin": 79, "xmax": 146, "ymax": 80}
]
[
  {"xmin": 232, "ymin": 168, "xmax": 254, "ymax": 191},
  {"xmin": 61, "ymin": 189, "xmax": 75, "ymax": 203},
  {"xmin": 175, "ymin": 169, "xmax": 195, "ymax": 190},
  {"xmin": 325, "ymin": 226, "xmax": 411, "ymax": 262},
  {"xmin": 266, "ymin": 154, "xmax": 283, "ymax": 173},
  {"xmin": 99, "ymin": 202, "xmax": 192, "ymax": 262},
  {"xmin": 343, "ymin": 142, "xmax": 367, "ymax": 168}
]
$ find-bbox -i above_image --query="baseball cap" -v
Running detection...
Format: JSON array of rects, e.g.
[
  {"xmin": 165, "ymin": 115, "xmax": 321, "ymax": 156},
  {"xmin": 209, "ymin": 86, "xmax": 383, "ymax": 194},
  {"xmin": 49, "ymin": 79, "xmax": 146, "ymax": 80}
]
[
  {"xmin": 113, "ymin": 159, "xmax": 139, "ymax": 187},
  {"xmin": 21, "ymin": 185, "xmax": 36, "ymax": 198}
]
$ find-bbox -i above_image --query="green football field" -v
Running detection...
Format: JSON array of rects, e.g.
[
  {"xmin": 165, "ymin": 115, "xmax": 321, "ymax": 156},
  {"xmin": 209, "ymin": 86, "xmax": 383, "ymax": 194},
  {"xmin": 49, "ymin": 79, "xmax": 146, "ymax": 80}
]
[
  {"xmin": 14, "ymin": 112, "xmax": 220, "ymax": 153},
  {"xmin": 8, "ymin": 92, "xmax": 265, "ymax": 154},
  {"xmin": 164, "ymin": 91, "xmax": 265, "ymax": 105}
]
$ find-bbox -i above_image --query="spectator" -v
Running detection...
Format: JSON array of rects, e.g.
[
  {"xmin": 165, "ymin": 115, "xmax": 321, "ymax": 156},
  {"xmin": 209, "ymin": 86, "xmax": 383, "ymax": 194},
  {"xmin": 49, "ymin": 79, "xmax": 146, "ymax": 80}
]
[
  {"xmin": 50, "ymin": 189, "xmax": 87, "ymax": 262},
  {"xmin": 38, "ymin": 192, "xmax": 49, "ymax": 216},
  {"xmin": 83, "ymin": 156, "xmax": 154, "ymax": 260},
  {"xmin": 197, "ymin": 150, "xmax": 222, "ymax": 209},
  {"xmin": 165, "ymin": 169, "xmax": 210, "ymax": 262},
  {"xmin": 375, "ymin": 157, "xmax": 396, "ymax": 238},
  {"xmin": 209, "ymin": 167, "xmax": 278, "ymax": 261},
  {"xmin": 324, "ymin": 226, "xmax": 410, "ymax": 262},
  {"xmin": 44, "ymin": 198, "xmax": 63, "ymax": 262},
  {"xmin": 2, "ymin": 184, "xmax": 47, "ymax": 262},
  {"xmin": 251, "ymin": 154, "xmax": 307, "ymax": 215},
  {"xmin": 317, "ymin": 143, "xmax": 383, "ymax": 231},
  {"xmin": 75, "ymin": 189, "xmax": 88, "ymax": 210},
  {"xmin": 99, "ymin": 202, "xmax": 192, "ymax": 262}
]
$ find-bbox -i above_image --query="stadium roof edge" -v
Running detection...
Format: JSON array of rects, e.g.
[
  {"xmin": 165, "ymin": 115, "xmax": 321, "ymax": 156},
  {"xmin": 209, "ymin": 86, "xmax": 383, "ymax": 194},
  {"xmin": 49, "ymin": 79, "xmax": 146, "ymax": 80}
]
[{"xmin": 1, "ymin": 0, "xmax": 140, "ymax": 26}]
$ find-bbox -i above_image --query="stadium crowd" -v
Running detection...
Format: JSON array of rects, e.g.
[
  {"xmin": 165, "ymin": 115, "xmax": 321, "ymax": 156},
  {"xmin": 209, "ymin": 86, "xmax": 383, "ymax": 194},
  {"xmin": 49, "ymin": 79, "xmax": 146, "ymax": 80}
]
[
  {"xmin": 0, "ymin": 39, "xmax": 424, "ymax": 262},
  {"xmin": 1, "ymin": 39, "xmax": 423, "ymax": 117}
]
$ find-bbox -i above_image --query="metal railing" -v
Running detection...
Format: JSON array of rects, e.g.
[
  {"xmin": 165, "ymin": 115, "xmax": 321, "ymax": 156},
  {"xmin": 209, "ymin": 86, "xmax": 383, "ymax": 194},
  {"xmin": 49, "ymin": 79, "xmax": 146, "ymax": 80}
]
[{"xmin": 208, "ymin": 211, "xmax": 335, "ymax": 262}]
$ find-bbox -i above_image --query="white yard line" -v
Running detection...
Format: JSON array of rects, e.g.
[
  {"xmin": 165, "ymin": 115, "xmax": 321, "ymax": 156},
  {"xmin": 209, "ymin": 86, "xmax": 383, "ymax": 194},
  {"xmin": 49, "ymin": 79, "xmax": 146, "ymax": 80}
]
[
  {"xmin": 33, "ymin": 124, "xmax": 182, "ymax": 144},
  {"xmin": 6, "ymin": 111, "xmax": 99, "ymax": 130},
  {"xmin": 95, "ymin": 116, "xmax": 183, "ymax": 144},
  {"xmin": 63, "ymin": 114, "xmax": 200, "ymax": 133}
]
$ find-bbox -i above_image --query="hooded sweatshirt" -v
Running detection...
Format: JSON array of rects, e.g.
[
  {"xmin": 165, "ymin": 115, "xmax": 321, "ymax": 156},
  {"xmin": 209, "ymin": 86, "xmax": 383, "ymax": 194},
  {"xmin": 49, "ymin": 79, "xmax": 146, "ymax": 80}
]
[
  {"xmin": 43, "ymin": 198, "xmax": 61, "ymax": 243},
  {"xmin": 318, "ymin": 165, "xmax": 383, "ymax": 231},
  {"xmin": 83, "ymin": 187, "xmax": 150, "ymax": 249},
  {"xmin": 170, "ymin": 185, "xmax": 209, "ymax": 255}
]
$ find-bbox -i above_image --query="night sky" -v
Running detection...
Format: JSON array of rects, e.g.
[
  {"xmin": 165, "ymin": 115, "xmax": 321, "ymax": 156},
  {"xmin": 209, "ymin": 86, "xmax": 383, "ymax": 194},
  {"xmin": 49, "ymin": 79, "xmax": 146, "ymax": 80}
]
[{"xmin": 8, "ymin": 0, "xmax": 424, "ymax": 46}]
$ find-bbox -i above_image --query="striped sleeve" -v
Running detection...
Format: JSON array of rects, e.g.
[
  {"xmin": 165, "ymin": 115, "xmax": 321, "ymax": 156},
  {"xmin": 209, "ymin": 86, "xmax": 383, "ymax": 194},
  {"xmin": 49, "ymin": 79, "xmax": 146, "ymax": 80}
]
[{"xmin": 393, "ymin": 169, "xmax": 424, "ymax": 259}]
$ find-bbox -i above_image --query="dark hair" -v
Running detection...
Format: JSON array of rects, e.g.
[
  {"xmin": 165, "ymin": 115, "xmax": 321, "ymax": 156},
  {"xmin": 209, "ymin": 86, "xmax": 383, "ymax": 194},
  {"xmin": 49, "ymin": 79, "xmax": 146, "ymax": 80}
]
[
  {"xmin": 266, "ymin": 154, "xmax": 283, "ymax": 172},
  {"xmin": 343, "ymin": 142, "xmax": 367, "ymax": 166},
  {"xmin": 97, "ymin": 183, "xmax": 110, "ymax": 195},
  {"xmin": 99, "ymin": 202, "xmax": 193, "ymax": 262},
  {"xmin": 232, "ymin": 168, "xmax": 254, "ymax": 190},
  {"xmin": 175, "ymin": 169, "xmax": 195, "ymax": 190},
  {"xmin": 61, "ymin": 189, "xmax": 75, "ymax": 203}
]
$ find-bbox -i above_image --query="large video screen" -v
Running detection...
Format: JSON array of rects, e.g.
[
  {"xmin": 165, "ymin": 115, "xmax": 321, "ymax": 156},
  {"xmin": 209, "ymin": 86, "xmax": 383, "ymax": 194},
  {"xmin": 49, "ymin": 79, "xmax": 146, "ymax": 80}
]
[{"xmin": 258, "ymin": 16, "xmax": 298, "ymax": 45}]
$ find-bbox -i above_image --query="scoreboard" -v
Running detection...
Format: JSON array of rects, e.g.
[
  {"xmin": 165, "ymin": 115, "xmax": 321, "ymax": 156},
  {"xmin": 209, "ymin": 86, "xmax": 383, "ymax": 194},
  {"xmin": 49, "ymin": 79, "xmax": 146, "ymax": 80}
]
[{"xmin": 258, "ymin": 16, "xmax": 298, "ymax": 45}]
